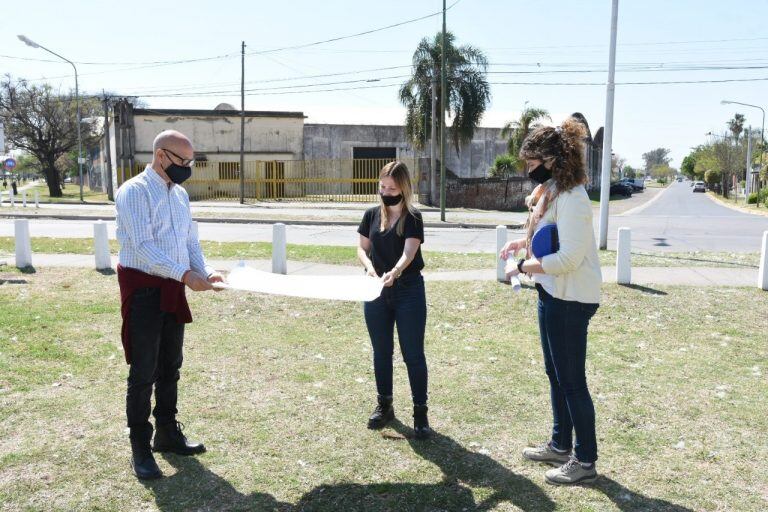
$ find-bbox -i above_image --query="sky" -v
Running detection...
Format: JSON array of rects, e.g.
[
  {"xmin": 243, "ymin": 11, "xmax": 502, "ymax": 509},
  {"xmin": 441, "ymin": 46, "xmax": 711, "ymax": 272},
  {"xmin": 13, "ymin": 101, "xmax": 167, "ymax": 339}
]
[{"xmin": 3, "ymin": 0, "xmax": 767, "ymax": 169}]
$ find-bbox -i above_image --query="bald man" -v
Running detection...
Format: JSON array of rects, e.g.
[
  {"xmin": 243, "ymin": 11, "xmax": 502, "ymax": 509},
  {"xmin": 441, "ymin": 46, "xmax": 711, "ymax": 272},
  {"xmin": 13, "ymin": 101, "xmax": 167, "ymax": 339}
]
[{"xmin": 115, "ymin": 130, "xmax": 223, "ymax": 480}]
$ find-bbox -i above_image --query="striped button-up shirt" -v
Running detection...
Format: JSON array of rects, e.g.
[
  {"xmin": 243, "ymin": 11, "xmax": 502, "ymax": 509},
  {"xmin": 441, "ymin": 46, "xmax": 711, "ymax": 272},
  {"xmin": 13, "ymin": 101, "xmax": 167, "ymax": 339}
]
[{"xmin": 115, "ymin": 166, "xmax": 213, "ymax": 282}]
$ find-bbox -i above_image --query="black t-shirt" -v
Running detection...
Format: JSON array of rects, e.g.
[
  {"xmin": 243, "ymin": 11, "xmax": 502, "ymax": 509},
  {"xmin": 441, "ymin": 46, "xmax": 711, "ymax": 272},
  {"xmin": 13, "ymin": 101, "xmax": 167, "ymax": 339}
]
[{"xmin": 357, "ymin": 206, "xmax": 425, "ymax": 277}]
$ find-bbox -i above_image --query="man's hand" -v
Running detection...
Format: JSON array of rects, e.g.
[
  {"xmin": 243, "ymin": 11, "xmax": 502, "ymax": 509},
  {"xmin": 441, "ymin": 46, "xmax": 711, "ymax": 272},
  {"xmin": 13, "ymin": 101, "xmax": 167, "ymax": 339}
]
[
  {"xmin": 207, "ymin": 271, "xmax": 225, "ymax": 292},
  {"xmin": 365, "ymin": 267, "xmax": 377, "ymax": 278},
  {"xmin": 183, "ymin": 270, "xmax": 213, "ymax": 291}
]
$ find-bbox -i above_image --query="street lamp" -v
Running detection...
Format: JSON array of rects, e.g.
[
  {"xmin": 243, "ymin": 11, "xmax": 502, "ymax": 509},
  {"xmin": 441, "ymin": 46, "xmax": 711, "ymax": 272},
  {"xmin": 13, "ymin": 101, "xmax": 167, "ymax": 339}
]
[
  {"xmin": 721, "ymin": 99, "xmax": 764, "ymax": 206},
  {"xmin": 18, "ymin": 35, "xmax": 83, "ymax": 202}
]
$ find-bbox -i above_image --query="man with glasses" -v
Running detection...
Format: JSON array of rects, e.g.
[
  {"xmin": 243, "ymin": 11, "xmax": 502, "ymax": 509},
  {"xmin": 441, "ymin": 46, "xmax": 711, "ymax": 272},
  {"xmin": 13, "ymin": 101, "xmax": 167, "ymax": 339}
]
[{"xmin": 115, "ymin": 129, "xmax": 224, "ymax": 479}]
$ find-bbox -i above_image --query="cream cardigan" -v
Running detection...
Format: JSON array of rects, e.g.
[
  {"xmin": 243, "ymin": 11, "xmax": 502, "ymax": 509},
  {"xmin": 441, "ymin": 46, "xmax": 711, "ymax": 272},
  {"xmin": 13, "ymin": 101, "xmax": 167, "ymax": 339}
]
[{"xmin": 537, "ymin": 184, "xmax": 602, "ymax": 304}]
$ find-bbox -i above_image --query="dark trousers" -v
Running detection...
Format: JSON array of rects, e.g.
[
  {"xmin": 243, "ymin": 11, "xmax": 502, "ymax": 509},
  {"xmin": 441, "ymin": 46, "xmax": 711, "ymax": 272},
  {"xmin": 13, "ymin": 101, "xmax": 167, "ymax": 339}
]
[
  {"xmin": 126, "ymin": 287, "xmax": 185, "ymax": 436},
  {"xmin": 363, "ymin": 273, "xmax": 428, "ymax": 405},
  {"xmin": 536, "ymin": 284, "xmax": 599, "ymax": 463}
]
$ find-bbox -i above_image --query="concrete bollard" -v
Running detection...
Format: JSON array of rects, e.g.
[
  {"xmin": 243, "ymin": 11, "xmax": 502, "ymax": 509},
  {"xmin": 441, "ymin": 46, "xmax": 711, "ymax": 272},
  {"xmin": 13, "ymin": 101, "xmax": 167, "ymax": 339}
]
[
  {"xmin": 93, "ymin": 220, "xmax": 111, "ymax": 270},
  {"xmin": 0, "ymin": 191, "xmax": 4, "ymax": 207},
  {"xmin": 9, "ymin": 190, "xmax": 14, "ymax": 207},
  {"xmin": 272, "ymin": 223, "xmax": 287, "ymax": 275},
  {"xmin": 22, "ymin": 191, "xmax": 27, "ymax": 207},
  {"xmin": 496, "ymin": 225, "xmax": 507, "ymax": 282},
  {"xmin": 759, "ymin": 231, "xmax": 768, "ymax": 291},
  {"xmin": 14, "ymin": 219, "xmax": 33, "ymax": 268},
  {"xmin": 616, "ymin": 227, "xmax": 631, "ymax": 285},
  {"xmin": 34, "ymin": 190, "xmax": 39, "ymax": 208}
]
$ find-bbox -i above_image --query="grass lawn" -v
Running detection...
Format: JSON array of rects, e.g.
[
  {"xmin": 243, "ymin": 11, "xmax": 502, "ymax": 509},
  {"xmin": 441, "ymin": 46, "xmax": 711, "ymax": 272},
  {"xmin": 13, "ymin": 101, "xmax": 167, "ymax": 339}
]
[
  {"xmin": 28, "ymin": 182, "xmax": 110, "ymax": 204},
  {"xmin": 0, "ymin": 237, "xmax": 761, "ymax": 271},
  {"xmin": 0, "ymin": 267, "xmax": 766, "ymax": 511}
]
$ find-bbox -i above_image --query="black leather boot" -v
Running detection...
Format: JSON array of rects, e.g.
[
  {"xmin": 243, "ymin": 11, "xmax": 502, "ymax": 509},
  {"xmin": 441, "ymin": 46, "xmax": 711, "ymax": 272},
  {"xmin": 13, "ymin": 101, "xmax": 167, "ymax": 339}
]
[
  {"xmin": 367, "ymin": 395, "xmax": 395, "ymax": 429},
  {"xmin": 152, "ymin": 421, "xmax": 206, "ymax": 455},
  {"xmin": 130, "ymin": 426, "xmax": 162, "ymax": 480},
  {"xmin": 413, "ymin": 404, "xmax": 432, "ymax": 440}
]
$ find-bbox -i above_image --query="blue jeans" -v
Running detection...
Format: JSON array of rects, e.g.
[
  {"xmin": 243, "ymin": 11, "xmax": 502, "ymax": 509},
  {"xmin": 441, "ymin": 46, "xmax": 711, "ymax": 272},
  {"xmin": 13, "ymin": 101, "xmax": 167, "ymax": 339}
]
[
  {"xmin": 536, "ymin": 284, "xmax": 599, "ymax": 463},
  {"xmin": 363, "ymin": 273, "xmax": 428, "ymax": 405}
]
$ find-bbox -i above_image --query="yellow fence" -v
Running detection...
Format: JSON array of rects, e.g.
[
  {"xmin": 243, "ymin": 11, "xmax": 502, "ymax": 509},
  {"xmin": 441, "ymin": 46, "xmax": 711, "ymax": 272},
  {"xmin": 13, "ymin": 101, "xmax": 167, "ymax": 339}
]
[{"xmin": 117, "ymin": 158, "xmax": 422, "ymax": 203}]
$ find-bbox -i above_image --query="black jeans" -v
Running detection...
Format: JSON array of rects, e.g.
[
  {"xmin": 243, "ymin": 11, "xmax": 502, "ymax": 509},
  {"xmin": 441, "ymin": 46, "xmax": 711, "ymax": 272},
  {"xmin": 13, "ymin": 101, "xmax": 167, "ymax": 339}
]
[
  {"xmin": 363, "ymin": 273, "xmax": 428, "ymax": 405},
  {"xmin": 536, "ymin": 284, "xmax": 599, "ymax": 463},
  {"xmin": 126, "ymin": 287, "xmax": 185, "ymax": 435}
]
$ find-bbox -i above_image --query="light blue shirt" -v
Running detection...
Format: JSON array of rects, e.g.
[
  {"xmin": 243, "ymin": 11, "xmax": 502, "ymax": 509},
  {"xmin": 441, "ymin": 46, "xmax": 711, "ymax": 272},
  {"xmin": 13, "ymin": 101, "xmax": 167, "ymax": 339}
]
[{"xmin": 115, "ymin": 166, "xmax": 213, "ymax": 282}]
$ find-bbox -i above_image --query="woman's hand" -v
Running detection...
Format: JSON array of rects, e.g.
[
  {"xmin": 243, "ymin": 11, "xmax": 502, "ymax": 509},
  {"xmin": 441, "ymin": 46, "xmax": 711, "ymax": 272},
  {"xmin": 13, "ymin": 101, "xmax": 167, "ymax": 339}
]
[
  {"xmin": 365, "ymin": 267, "xmax": 377, "ymax": 278},
  {"xmin": 500, "ymin": 238, "xmax": 527, "ymax": 260},
  {"xmin": 381, "ymin": 271, "xmax": 397, "ymax": 288}
]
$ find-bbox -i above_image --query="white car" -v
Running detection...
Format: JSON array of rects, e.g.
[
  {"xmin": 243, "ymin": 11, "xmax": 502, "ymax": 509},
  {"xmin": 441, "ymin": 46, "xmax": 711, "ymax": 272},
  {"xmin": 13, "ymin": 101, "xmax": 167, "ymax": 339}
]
[{"xmin": 693, "ymin": 181, "xmax": 706, "ymax": 193}]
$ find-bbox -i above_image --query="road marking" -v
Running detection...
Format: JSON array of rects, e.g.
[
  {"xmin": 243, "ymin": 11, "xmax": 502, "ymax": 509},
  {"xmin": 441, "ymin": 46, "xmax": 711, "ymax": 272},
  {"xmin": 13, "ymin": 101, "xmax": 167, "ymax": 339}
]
[{"xmin": 618, "ymin": 186, "xmax": 671, "ymax": 216}]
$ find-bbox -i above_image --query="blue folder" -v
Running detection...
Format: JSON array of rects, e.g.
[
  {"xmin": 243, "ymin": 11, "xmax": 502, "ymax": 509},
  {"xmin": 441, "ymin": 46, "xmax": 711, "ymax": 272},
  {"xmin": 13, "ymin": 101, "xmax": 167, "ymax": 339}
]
[{"xmin": 531, "ymin": 223, "xmax": 559, "ymax": 259}]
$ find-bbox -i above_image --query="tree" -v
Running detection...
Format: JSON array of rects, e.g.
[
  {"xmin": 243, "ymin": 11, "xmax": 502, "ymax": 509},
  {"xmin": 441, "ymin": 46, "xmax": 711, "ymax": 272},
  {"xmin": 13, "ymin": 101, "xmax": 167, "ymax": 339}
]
[
  {"xmin": 0, "ymin": 77, "xmax": 100, "ymax": 197},
  {"xmin": 399, "ymin": 31, "xmax": 491, "ymax": 153},
  {"xmin": 650, "ymin": 164, "xmax": 675, "ymax": 182},
  {"xmin": 488, "ymin": 154, "xmax": 519, "ymax": 178},
  {"xmin": 726, "ymin": 113, "xmax": 746, "ymax": 142},
  {"xmin": 680, "ymin": 155, "xmax": 696, "ymax": 180},
  {"xmin": 622, "ymin": 165, "xmax": 636, "ymax": 179},
  {"xmin": 704, "ymin": 169, "xmax": 722, "ymax": 188},
  {"xmin": 641, "ymin": 148, "xmax": 671, "ymax": 173},
  {"xmin": 500, "ymin": 107, "xmax": 550, "ymax": 164}
]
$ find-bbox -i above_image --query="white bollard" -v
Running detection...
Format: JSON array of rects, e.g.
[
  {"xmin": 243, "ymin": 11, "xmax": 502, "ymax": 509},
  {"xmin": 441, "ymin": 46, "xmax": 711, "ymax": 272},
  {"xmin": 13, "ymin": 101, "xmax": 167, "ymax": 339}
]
[
  {"xmin": 22, "ymin": 191, "xmax": 27, "ymax": 207},
  {"xmin": 0, "ymin": 191, "xmax": 4, "ymax": 207},
  {"xmin": 34, "ymin": 190, "xmax": 39, "ymax": 208},
  {"xmin": 616, "ymin": 227, "xmax": 632, "ymax": 285},
  {"xmin": 272, "ymin": 223, "xmax": 287, "ymax": 275},
  {"xmin": 759, "ymin": 231, "xmax": 768, "ymax": 291},
  {"xmin": 496, "ymin": 225, "xmax": 507, "ymax": 282},
  {"xmin": 9, "ymin": 190, "xmax": 14, "ymax": 207},
  {"xmin": 14, "ymin": 219, "xmax": 33, "ymax": 268},
  {"xmin": 93, "ymin": 220, "xmax": 111, "ymax": 270}
]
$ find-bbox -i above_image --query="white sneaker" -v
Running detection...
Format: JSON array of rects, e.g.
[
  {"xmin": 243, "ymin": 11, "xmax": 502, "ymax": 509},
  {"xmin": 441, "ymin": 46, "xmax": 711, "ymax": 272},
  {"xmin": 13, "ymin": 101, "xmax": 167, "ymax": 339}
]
[
  {"xmin": 544, "ymin": 457, "xmax": 597, "ymax": 485},
  {"xmin": 522, "ymin": 442, "xmax": 571, "ymax": 465}
]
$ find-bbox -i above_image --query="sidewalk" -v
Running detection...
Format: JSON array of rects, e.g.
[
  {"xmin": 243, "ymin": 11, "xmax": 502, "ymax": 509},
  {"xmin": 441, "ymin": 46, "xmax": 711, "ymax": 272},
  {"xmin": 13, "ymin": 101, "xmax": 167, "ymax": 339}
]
[{"xmin": 0, "ymin": 253, "xmax": 759, "ymax": 288}]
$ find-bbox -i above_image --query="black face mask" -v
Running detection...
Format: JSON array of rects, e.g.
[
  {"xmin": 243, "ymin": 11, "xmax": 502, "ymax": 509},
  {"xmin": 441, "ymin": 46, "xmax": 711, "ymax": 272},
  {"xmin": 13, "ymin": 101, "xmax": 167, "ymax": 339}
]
[
  {"xmin": 528, "ymin": 163, "xmax": 552, "ymax": 185},
  {"xmin": 380, "ymin": 193, "xmax": 403, "ymax": 206},
  {"xmin": 163, "ymin": 161, "xmax": 192, "ymax": 185}
]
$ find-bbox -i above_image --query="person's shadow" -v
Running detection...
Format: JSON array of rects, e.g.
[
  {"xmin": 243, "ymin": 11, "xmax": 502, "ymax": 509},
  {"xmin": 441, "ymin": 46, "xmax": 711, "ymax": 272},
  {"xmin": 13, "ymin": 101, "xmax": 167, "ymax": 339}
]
[
  {"xmin": 140, "ymin": 454, "xmax": 291, "ymax": 512},
  {"xmin": 592, "ymin": 476, "xmax": 695, "ymax": 512},
  {"xmin": 296, "ymin": 419, "xmax": 555, "ymax": 512}
]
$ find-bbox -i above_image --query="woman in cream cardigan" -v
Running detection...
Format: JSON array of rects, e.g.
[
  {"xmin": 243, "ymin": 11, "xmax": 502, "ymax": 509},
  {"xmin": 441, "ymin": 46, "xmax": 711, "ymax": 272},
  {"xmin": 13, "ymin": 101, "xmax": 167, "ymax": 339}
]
[{"xmin": 501, "ymin": 117, "xmax": 602, "ymax": 486}]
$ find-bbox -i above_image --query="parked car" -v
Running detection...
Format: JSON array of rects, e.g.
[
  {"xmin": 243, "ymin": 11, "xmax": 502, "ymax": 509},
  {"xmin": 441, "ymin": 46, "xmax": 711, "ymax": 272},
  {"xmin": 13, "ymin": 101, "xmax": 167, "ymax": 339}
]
[
  {"xmin": 610, "ymin": 182, "xmax": 633, "ymax": 197},
  {"xmin": 693, "ymin": 181, "xmax": 706, "ymax": 192},
  {"xmin": 619, "ymin": 178, "xmax": 644, "ymax": 191},
  {"xmin": 676, "ymin": 176, "xmax": 683, "ymax": 182}
]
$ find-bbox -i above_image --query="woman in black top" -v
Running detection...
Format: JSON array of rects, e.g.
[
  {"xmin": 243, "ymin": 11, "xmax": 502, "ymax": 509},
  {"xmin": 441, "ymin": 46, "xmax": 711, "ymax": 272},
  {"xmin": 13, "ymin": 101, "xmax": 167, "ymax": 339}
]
[{"xmin": 357, "ymin": 161, "xmax": 431, "ymax": 439}]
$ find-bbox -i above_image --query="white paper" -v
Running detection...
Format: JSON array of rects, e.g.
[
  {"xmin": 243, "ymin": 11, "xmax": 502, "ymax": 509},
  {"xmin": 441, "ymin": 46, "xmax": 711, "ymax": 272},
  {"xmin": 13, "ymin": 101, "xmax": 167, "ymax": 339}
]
[{"xmin": 216, "ymin": 265, "xmax": 383, "ymax": 302}]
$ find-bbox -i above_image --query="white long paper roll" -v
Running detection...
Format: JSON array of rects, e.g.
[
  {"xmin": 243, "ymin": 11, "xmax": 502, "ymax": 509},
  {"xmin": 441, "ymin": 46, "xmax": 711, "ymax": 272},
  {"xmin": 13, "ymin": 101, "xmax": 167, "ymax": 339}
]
[{"xmin": 217, "ymin": 265, "xmax": 383, "ymax": 302}]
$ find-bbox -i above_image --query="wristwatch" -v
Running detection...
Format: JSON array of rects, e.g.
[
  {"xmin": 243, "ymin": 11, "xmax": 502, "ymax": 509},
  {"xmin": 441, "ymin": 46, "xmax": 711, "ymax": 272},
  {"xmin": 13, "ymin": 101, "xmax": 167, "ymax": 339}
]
[{"xmin": 517, "ymin": 258, "xmax": 526, "ymax": 274}]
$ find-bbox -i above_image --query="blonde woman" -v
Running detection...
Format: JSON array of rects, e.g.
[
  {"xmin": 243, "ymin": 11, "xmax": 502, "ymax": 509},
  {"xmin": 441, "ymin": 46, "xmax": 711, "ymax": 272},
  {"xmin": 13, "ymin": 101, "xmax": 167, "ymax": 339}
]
[
  {"xmin": 357, "ymin": 161, "xmax": 431, "ymax": 439},
  {"xmin": 501, "ymin": 119, "xmax": 602, "ymax": 485}
]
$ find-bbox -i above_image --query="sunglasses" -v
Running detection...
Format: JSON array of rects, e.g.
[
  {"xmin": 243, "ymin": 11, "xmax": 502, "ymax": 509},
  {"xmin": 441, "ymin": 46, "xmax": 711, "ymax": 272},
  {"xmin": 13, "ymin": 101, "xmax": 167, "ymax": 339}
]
[{"xmin": 162, "ymin": 148, "xmax": 195, "ymax": 167}]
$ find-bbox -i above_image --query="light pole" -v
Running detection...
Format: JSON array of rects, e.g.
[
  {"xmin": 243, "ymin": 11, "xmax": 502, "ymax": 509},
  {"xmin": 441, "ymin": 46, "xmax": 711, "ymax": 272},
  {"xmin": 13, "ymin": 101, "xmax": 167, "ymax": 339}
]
[
  {"xmin": 721, "ymin": 99, "xmax": 764, "ymax": 207},
  {"xmin": 18, "ymin": 35, "xmax": 83, "ymax": 202}
]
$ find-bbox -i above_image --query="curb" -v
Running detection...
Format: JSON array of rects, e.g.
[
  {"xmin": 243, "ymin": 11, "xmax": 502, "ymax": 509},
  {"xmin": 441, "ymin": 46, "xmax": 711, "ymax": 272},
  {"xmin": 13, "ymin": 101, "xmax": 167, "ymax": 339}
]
[
  {"xmin": 0, "ymin": 212, "xmax": 523, "ymax": 230},
  {"xmin": 705, "ymin": 192, "xmax": 768, "ymax": 218}
]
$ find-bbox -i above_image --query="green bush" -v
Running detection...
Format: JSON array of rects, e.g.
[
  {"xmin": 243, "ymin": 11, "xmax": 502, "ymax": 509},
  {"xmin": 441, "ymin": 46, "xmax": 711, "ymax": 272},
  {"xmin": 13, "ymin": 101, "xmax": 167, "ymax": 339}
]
[
  {"xmin": 488, "ymin": 154, "xmax": 521, "ymax": 178},
  {"xmin": 747, "ymin": 189, "xmax": 768, "ymax": 204}
]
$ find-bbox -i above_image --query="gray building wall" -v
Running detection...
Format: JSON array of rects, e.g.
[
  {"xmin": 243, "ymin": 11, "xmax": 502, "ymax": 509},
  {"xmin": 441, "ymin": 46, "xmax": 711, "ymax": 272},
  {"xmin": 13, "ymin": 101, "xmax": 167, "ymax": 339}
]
[{"xmin": 303, "ymin": 123, "xmax": 507, "ymax": 179}]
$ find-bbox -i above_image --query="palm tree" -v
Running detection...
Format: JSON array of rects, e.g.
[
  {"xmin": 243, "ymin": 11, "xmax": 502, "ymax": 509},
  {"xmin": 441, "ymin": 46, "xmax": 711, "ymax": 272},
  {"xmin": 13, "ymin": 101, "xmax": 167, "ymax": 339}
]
[
  {"xmin": 500, "ymin": 107, "xmax": 551, "ymax": 167},
  {"xmin": 727, "ymin": 113, "xmax": 746, "ymax": 142},
  {"xmin": 399, "ymin": 31, "xmax": 491, "ymax": 152}
]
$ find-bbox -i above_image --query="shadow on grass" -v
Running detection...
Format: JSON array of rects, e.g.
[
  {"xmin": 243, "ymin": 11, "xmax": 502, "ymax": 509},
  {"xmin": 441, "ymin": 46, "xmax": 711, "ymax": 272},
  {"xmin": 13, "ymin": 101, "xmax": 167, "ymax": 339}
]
[
  {"xmin": 296, "ymin": 420, "xmax": 555, "ymax": 512},
  {"xmin": 142, "ymin": 454, "xmax": 291, "ymax": 512},
  {"xmin": 96, "ymin": 268, "xmax": 116, "ymax": 276},
  {"xmin": 619, "ymin": 283, "xmax": 668, "ymax": 296},
  {"xmin": 594, "ymin": 476, "xmax": 694, "ymax": 511},
  {"xmin": 630, "ymin": 251, "xmax": 758, "ymax": 269},
  {"xmin": 18, "ymin": 266, "xmax": 36, "ymax": 274}
]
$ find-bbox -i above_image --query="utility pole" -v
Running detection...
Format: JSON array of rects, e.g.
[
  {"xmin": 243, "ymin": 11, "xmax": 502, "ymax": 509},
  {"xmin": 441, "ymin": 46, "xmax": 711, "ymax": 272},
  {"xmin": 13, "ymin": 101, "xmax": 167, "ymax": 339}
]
[
  {"xmin": 240, "ymin": 41, "xmax": 246, "ymax": 205},
  {"xmin": 440, "ymin": 0, "xmax": 447, "ymax": 221},
  {"xmin": 102, "ymin": 91, "xmax": 114, "ymax": 201},
  {"xmin": 598, "ymin": 0, "xmax": 619, "ymax": 250},
  {"xmin": 430, "ymin": 74, "xmax": 437, "ymax": 206}
]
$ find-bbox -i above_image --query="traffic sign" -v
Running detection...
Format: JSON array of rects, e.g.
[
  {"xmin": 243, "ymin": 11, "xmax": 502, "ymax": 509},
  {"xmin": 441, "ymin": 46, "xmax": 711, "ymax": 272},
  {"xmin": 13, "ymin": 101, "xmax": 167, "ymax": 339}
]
[{"xmin": 3, "ymin": 157, "xmax": 16, "ymax": 170}]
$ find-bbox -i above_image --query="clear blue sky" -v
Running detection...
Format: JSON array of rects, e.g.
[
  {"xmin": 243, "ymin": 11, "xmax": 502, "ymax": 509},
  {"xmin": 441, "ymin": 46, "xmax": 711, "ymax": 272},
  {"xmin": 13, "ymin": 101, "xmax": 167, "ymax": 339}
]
[{"xmin": 3, "ymin": 0, "xmax": 767, "ymax": 169}]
